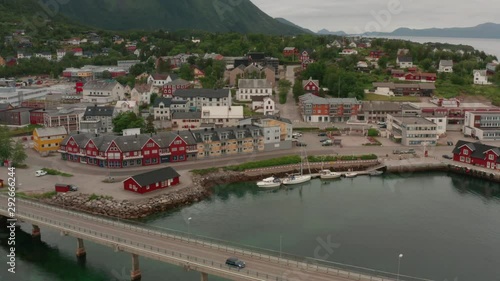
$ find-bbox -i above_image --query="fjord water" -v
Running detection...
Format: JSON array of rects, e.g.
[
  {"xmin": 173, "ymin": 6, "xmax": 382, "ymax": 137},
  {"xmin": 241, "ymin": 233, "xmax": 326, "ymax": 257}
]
[{"xmin": 2, "ymin": 172, "xmax": 500, "ymax": 281}]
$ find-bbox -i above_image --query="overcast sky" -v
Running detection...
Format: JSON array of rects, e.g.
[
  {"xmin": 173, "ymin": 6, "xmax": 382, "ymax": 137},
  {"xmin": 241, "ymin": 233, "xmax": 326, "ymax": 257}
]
[{"xmin": 250, "ymin": 0, "xmax": 498, "ymax": 33}]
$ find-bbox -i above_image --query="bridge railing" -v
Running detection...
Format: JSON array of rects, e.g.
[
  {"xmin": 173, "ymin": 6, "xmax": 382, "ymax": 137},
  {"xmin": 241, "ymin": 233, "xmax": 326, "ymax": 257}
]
[
  {"xmin": 5, "ymin": 196, "xmax": 434, "ymax": 281},
  {"xmin": 9, "ymin": 207, "xmax": 289, "ymax": 281}
]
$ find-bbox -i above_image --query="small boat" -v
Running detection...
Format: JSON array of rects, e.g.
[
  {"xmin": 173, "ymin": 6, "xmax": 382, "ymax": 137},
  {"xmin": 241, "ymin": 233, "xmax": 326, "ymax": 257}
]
[
  {"xmin": 282, "ymin": 174, "xmax": 312, "ymax": 185},
  {"xmin": 256, "ymin": 176, "xmax": 282, "ymax": 188},
  {"xmin": 369, "ymin": 170, "xmax": 384, "ymax": 176},
  {"xmin": 319, "ymin": 170, "xmax": 342, "ymax": 179},
  {"xmin": 344, "ymin": 172, "xmax": 358, "ymax": 178}
]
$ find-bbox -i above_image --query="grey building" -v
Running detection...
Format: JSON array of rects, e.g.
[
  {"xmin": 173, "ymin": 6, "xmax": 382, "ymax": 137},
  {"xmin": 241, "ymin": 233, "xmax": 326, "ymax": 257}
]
[
  {"xmin": 239, "ymin": 115, "xmax": 293, "ymax": 151},
  {"xmin": 80, "ymin": 106, "xmax": 116, "ymax": 133},
  {"xmin": 360, "ymin": 101, "xmax": 402, "ymax": 123},
  {"xmin": 386, "ymin": 114, "xmax": 438, "ymax": 146},
  {"xmin": 174, "ymin": 89, "xmax": 231, "ymax": 111}
]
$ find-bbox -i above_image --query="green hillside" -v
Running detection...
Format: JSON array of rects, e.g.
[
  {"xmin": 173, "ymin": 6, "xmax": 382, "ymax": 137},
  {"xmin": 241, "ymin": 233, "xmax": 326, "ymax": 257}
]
[{"xmin": 57, "ymin": 0, "xmax": 305, "ymax": 34}]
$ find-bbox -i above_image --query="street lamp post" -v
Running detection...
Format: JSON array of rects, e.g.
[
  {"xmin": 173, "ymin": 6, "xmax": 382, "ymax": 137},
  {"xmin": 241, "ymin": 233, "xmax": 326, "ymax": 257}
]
[
  {"xmin": 397, "ymin": 253, "xmax": 403, "ymax": 281},
  {"xmin": 279, "ymin": 235, "xmax": 282, "ymax": 259},
  {"xmin": 187, "ymin": 217, "xmax": 192, "ymax": 241}
]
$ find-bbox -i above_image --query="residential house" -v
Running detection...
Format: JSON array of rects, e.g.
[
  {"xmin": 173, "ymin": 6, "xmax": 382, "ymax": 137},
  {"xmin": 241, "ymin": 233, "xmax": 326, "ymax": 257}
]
[
  {"xmin": 452, "ymin": 141, "xmax": 500, "ymax": 170},
  {"xmin": 397, "ymin": 56, "xmax": 413, "ymax": 68},
  {"xmin": 130, "ymin": 83, "xmax": 153, "ymax": 105},
  {"xmin": 17, "ymin": 51, "xmax": 32, "ymax": 60},
  {"xmin": 66, "ymin": 38, "xmax": 81, "ymax": 45},
  {"xmin": 5, "ymin": 57, "xmax": 17, "ymax": 67},
  {"xmin": 239, "ymin": 115, "xmax": 293, "ymax": 150},
  {"xmin": 438, "ymin": 60, "xmax": 454, "ymax": 73},
  {"xmin": 193, "ymin": 67, "xmax": 205, "ymax": 80},
  {"xmin": 348, "ymin": 42, "xmax": 357, "ymax": 48},
  {"xmin": 262, "ymin": 66, "xmax": 276, "ymax": 87},
  {"xmin": 71, "ymin": 48, "xmax": 83, "ymax": 57},
  {"xmin": 115, "ymin": 101, "xmax": 139, "ymax": 115},
  {"xmin": 161, "ymin": 79, "xmax": 192, "ymax": 98},
  {"xmin": 303, "ymin": 77, "xmax": 320, "ymax": 95},
  {"xmin": 56, "ymin": 49, "xmax": 66, "ymax": 61},
  {"xmin": 391, "ymin": 69, "xmax": 405, "ymax": 78},
  {"xmin": 33, "ymin": 126, "xmax": 68, "ymax": 154},
  {"xmin": 357, "ymin": 61, "xmax": 369, "ymax": 72},
  {"xmin": 147, "ymin": 73, "xmax": 176, "ymax": 87},
  {"xmin": 153, "ymin": 97, "xmax": 189, "ymax": 120},
  {"xmin": 43, "ymin": 108, "xmax": 81, "ymax": 132},
  {"xmin": 236, "ymin": 79, "xmax": 272, "ymax": 101},
  {"xmin": 386, "ymin": 115, "xmax": 438, "ymax": 146},
  {"xmin": 463, "ymin": 112, "xmax": 500, "ymax": 141},
  {"xmin": 174, "ymin": 89, "xmax": 231, "ymax": 111},
  {"xmin": 486, "ymin": 62, "xmax": 498, "ymax": 75},
  {"xmin": 339, "ymin": 49, "xmax": 358, "ymax": 55},
  {"xmin": 400, "ymin": 72, "xmax": 437, "ymax": 83},
  {"xmin": 124, "ymin": 167, "xmax": 180, "ymax": 194},
  {"xmin": 117, "ymin": 60, "xmax": 140, "ymax": 70},
  {"xmin": 79, "ymin": 106, "xmax": 116, "ymax": 133},
  {"xmin": 369, "ymin": 50, "xmax": 385, "ymax": 59},
  {"xmin": 34, "ymin": 52, "xmax": 52, "ymax": 60},
  {"xmin": 201, "ymin": 106, "xmax": 244, "ymax": 127},
  {"xmin": 82, "ymin": 80, "xmax": 126, "ymax": 103},
  {"xmin": 251, "ymin": 96, "xmax": 276, "ymax": 116},
  {"xmin": 203, "ymin": 53, "xmax": 224, "ymax": 61},
  {"xmin": 397, "ymin": 49, "xmax": 410, "ymax": 56},
  {"xmin": 473, "ymin": 70, "xmax": 490, "ymax": 85},
  {"xmin": 299, "ymin": 93, "xmax": 362, "ymax": 122},
  {"xmin": 283, "ymin": 47, "xmax": 299, "ymax": 57},
  {"xmin": 224, "ymin": 65, "xmax": 245, "ymax": 86},
  {"xmin": 172, "ymin": 111, "xmax": 202, "ymax": 130},
  {"xmin": 371, "ymin": 82, "xmax": 436, "ymax": 97},
  {"xmin": 299, "ymin": 50, "xmax": 311, "ymax": 62}
]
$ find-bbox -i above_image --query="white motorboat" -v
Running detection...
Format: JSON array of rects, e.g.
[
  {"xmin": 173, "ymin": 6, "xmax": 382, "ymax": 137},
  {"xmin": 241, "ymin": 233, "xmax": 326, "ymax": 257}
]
[
  {"xmin": 344, "ymin": 172, "xmax": 358, "ymax": 178},
  {"xmin": 369, "ymin": 170, "xmax": 384, "ymax": 176},
  {"xmin": 319, "ymin": 170, "xmax": 342, "ymax": 179},
  {"xmin": 256, "ymin": 176, "xmax": 282, "ymax": 188},
  {"xmin": 282, "ymin": 174, "xmax": 312, "ymax": 185}
]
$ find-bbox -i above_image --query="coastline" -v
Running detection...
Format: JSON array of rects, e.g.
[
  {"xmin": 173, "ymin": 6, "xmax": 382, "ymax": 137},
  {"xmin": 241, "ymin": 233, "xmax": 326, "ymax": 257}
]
[{"xmin": 34, "ymin": 159, "xmax": 500, "ymax": 219}]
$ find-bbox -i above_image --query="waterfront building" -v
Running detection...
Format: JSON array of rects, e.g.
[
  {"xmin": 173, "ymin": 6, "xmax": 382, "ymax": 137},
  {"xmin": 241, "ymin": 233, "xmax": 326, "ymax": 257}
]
[
  {"xmin": 298, "ymin": 93, "xmax": 361, "ymax": 122},
  {"xmin": 463, "ymin": 112, "xmax": 500, "ymax": 141},
  {"xmin": 123, "ymin": 167, "xmax": 180, "ymax": 194},
  {"xmin": 452, "ymin": 140, "xmax": 500, "ymax": 170},
  {"xmin": 386, "ymin": 114, "xmax": 438, "ymax": 146}
]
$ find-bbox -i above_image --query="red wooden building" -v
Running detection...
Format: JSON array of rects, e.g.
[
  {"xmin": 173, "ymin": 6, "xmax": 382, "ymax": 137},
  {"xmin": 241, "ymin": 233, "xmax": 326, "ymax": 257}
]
[
  {"xmin": 369, "ymin": 50, "xmax": 385, "ymax": 59},
  {"xmin": 283, "ymin": 47, "xmax": 299, "ymax": 57},
  {"xmin": 29, "ymin": 109, "xmax": 45, "ymax": 125},
  {"xmin": 452, "ymin": 140, "xmax": 500, "ymax": 170},
  {"xmin": 123, "ymin": 167, "xmax": 180, "ymax": 194},
  {"xmin": 161, "ymin": 79, "xmax": 192, "ymax": 97},
  {"xmin": 299, "ymin": 50, "xmax": 310, "ymax": 62},
  {"xmin": 302, "ymin": 77, "xmax": 320, "ymax": 95}
]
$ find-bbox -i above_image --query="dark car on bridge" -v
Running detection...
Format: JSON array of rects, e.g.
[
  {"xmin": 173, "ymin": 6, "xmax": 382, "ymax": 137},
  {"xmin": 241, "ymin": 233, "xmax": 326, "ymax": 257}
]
[{"xmin": 225, "ymin": 257, "xmax": 246, "ymax": 268}]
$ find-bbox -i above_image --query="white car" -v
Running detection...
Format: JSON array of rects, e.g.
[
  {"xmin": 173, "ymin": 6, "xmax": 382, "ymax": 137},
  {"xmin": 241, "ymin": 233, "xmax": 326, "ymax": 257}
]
[{"xmin": 35, "ymin": 170, "xmax": 47, "ymax": 177}]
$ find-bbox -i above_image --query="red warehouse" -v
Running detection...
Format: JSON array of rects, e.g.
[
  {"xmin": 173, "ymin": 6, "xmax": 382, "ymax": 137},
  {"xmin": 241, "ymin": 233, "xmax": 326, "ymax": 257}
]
[
  {"xmin": 452, "ymin": 140, "xmax": 500, "ymax": 170},
  {"xmin": 123, "ymin": 167, "xmax": 180, "ymax": 194}
]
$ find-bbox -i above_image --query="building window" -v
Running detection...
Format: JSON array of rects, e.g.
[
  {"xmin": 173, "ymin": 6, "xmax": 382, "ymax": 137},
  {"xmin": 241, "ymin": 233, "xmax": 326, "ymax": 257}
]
[
  {"xmin": 463, "ymin": 150, "xmax": 468, "ymax": 155},
  {"xmin": 489, "ymin": 154, "xmax": 494, "ymax": 160}
]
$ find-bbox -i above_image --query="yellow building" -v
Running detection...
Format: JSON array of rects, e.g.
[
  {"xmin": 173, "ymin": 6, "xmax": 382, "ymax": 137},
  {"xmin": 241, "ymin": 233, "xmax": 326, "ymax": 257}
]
[{"xmin": 33, "ymin": 126, "xmax": 68, "ymax": 154}]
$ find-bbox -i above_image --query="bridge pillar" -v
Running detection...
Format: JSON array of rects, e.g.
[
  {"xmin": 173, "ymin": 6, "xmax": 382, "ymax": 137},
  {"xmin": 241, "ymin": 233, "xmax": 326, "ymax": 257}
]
[
  {"xmin": 76, "ymin": 238, "xmax": 86, "ymax": 258},
  {"xmin": 32, "ymin": 224, "xmax": 41, "ymax": 238},
  {"xmin": 130, "ymin": 254, "xmax": 141, "ymax": 281},
  {"xmin": 200, "ymin": 272, "xmax": 208, "ymax": 281}
]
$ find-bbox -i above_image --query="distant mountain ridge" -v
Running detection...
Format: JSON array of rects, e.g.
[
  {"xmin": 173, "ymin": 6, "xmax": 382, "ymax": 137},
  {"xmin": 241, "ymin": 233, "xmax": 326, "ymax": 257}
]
[
  {"xmin": 317, "ymin": 29, "xmax": 347, "ymax": 36},
  {"xmin": 275, "ymin": 18, "xmax": 314, "ymax": 34},
  {"xmin": 366, "ymin": 23, "xmax": 500, "ymax": 39},
  {"xmin": 57, "ymin": 0, "xmax": 305, "ymax": 35}
]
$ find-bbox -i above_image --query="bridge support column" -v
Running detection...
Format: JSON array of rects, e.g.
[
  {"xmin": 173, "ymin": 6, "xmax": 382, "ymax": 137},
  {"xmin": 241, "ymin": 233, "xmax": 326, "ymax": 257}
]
[
  {"xmin": 130, "ymin": 254, "xmax": 141, "ymax": 281},
  {"xmin": 76, "ymin": 238, "xmax": 86, "ymax": 258},
  {"xmin": 200, "ymin": 272, "xmax": 208, "ymax": 281},
  {"xmin": 32, "ymin": 224, "xmax": 41, "ymax": 238}
]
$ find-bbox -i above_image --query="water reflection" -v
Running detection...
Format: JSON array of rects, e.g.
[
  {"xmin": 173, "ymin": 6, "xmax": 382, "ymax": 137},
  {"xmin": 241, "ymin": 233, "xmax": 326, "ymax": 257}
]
[{"xmin": 450, "ymin": 173, "xmax": 500, "ymax": 200}]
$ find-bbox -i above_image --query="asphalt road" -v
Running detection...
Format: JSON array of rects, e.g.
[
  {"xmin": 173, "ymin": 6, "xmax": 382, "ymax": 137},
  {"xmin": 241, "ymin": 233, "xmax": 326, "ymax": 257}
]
[{"xmin": 1, "ymin": 198, "xmax": 380, "ymax": 281}]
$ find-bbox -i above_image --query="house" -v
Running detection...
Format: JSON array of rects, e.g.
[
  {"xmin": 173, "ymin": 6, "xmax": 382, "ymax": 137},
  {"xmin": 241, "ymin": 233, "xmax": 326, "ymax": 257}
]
[
  {"xmin": 348, "ymin": 42, "xmax": 357, "ymax": 48},
  {"xmin": 339, "ymin": 49, "xmax": 358, "ymax": 55},
  {"xmin": 124, "ymin": 167, "xmax": 180, "ymax": 194},
  {"xmin": 452, "ymin": 141, "xmax": 500, "ymax": 170},
  {"xmin": 161, "ymin": 79, "xmax": 192, "ymax": 98},
  {"xmin": 251, "ymin": 96, "xmax": 276, "ymax": 116},
  {"xmin": 79, "ymin": 106, "xmax": 116, "ymax": 133},
  {"xmin": 283, "ymin": 47, "xmax": 299, "ymax": 57},
  {"xmin": 71, "ymin": 48, "xmax": 83, "ymax": 57},
  {"xmin": 115, "ymin": 101, "xmax": 139, "ymax": 115},
  {"xmin": 438, "ymin": 60, "xmax": 454, "ymax": 73},
  {"xmin": 66, "ymin": 37, "xmax": 81, "ymax": 45},
  {"xmin": 34, "ymin": 52, "xmax": 52, "ymax": 60},
  {"xmin": 147, "ymin": 73, "xmax": 176, "ymax": 87},
  {"xmin": 397, "ymin": 49, "xmax": 410, "ymax": 56},
  {"xmin": 369, "ymin": 50, "xmax": 385, "ymax": 59},
  {"xmin": 299, "ymin": 93, "xmax": 362, "ymax": 122},
  {"xmin": 33, "ymin": 126, "xmax": 68, "ymax": 154},
  {"xmin": 397, "ymin": 56, "xmax": 413, "ymax": 68},
  {"xmin": 82, "ymin": 80, "xmax": 126, "ymax": 103},
  {"xmin": 174, "ymin": 89, "xmax": 231, "ymax": 111},
  {"xmin": 236, "ymin": 79, "xmax": 272, "ymax": 101},
  {"xmin": 357, "ymin": 61, "xmax": 369, "ymax": 71},
  {"xmin": 391, "ymin": 69, "xmax": 405, "ymax": 78},
  {"xmin": 386, "ymin": 115, "xmax": 437, "ymax": 146},
  {"xmin": 239, "ymin": 115, "xmax": 293, "ymax": 151},
  {"xmin": 463, "ymin": 112, "xmax": 500, "ymax": 141},
  {"xmin": 486, "ymin": 62, "xmax": 498, "ymax": 75},
  {"xmin": 43, "ymin": 108, "xmax": 81, "ymax": 132},
  {"xmin": 17, "ymin": 51, "xmax": 32, "ymax": 60},
  {"xmin": 262, "ymin": 66, "xmax": 276, "ymax": 87},
  {"xmin": 299, "ymin": 50, "xmax": 311, "ymax": 62},
  {"xmin": 172, "ymin": 111, "xmax": 202, "ymax": 130},
  {"xmin": 56, "ymin": 49, "xmax": 66, "ymax": 61},
  {"xmin": 6, "ymin": 57, "xmax": 17, "ymax": 67},
  {"xmin": 224, "ymin": 65, "xmax": 245, "ymax": 87},
  {"xmin": 203, "ymin": 53, "xmax": 224, "ymax": 60},
  {"xmin": 401, "ymin": 72, "xmax": 437, "ymax": 83},
  {"xmin": 201, "ymin": 106, "xmax": 244, "ymax": 127},
  {"xmin": 153, "ymin": 97, "xmax": 189, "ymax": 120},
  {"xmin": 371, "ymin": 82, "xmax": 436, "ymax": 97},
  {"xmin": 473, "ymin": 70, "xmax": 490, "ymax": 85},
  {"xmin": 303, "ymin": 77, "xmax": 320, "ymax": 95},
  {"xmin": 193, "ymin": 67, "xmax": 205, "ymax": 80},
  {"xmin": 359, "ymin": 101, "xmax": 402, "ymax": 123},
  {"xmin": 130, "ymin": 83, "xmax": 153, "ymax": 105}
]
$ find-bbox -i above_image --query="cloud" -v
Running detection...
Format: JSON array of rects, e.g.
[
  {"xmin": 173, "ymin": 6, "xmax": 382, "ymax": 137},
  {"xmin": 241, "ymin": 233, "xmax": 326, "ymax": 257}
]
[{"xmin": 250, "ymin": 0, "xmax": 500, "ymax": 33}]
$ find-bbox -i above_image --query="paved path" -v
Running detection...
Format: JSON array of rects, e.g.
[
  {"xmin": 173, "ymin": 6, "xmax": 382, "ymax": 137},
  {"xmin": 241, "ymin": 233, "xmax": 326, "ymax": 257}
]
[
  {"xmin": 0, "ymin": 197, "xmax": 426, "ymax": 281},
  {"xmin": 276, "ymin": 65, "xmax": 302, "ymax": 122}
]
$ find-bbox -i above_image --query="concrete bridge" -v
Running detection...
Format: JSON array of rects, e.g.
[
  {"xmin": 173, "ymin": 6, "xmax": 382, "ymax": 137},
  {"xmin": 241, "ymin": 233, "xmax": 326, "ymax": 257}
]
[{"xmin": 0, "ymin": 196, "xmax": 433, "ymax": 281}]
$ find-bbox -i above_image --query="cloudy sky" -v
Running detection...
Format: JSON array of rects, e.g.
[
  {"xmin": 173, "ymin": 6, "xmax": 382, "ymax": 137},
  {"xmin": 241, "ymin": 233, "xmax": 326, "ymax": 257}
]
[{"xmin": 250, "ymin": 0, "xmax": 498, "ymax": 33}]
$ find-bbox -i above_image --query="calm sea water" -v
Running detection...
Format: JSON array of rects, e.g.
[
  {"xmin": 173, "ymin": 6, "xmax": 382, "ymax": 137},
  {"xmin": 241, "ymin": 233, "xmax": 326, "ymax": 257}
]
[
  {"xmin": 1, "ymin": 172, "xmax": 500, "ymax": 281},
  {"xmin": 379, "ymin": 36, "xmax": 500, "ymax": 59}
]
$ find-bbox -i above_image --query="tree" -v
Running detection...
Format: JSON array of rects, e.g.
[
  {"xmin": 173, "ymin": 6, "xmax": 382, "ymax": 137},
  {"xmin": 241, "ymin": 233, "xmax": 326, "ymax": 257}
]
[
  {"xmin": 112, "ymin": 112, "xmax": 146, "ymax": 133},
  {"xmin": 292, "ymin": 79, "xmax": 305, "ymax": 101},
  {"xmin": 144, "ymin": 115, "xmax": 156, "ymax": 134},
  {"xmin": 0, "ymin": 127, "xmax": 12, "ymax": 161},
  {"xmin": 11, "ymin": 141, "xmax": 27, "ymax": 166},
  {"xmin": 179, "ymin": 64, "xmax": 194, "ymax": 81},
  {"xmin": 150, "ymin": 93, "xmax": 158, "ymax": 105},
  {"xmin": 102, "ymin": 70, "xmax": 112, "ymax": 79},
  {"xmin": 157, "ymin": 58, "xmax": 171, "ymax": 74}
]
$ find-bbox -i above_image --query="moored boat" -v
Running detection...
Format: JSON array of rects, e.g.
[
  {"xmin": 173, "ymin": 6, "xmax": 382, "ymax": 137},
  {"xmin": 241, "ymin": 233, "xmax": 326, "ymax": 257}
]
[
  {"xmin": 256, "ymin": 176, "xmax": 282, "ymax": 188},
  {"xmin": 344, "ymin": 172, "xmax": 358, "ymax": 178},
  {"xmin": 319, "ymin": 170, "xmax": 342, "ymax": 179},
  {"xmin": 369, "ymin": 170, "xmax": 384, "ymax": 176},
  {"xmin": 282, "ymin": 174, "xmax": 312, "ymax": 185}
]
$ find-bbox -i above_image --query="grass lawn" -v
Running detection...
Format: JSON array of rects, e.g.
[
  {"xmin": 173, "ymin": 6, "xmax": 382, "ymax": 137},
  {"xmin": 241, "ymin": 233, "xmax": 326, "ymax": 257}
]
[
  {"xmin": 434, "ymin": 81, "xmax": 500, "ymax": 105},
  {"xmin": 364, "ymin": 94, "xmax": 420, "ymax": 102}
]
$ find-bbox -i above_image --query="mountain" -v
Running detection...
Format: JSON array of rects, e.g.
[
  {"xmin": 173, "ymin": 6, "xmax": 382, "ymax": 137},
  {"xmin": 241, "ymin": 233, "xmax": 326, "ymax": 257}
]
[
  {"xmin": 317, "ymin": 29, "xmax": 347, "ymax": 36},
  {"xmin": 365, "ymin": 23, "xmax": 500, "ymax": 39},
  {"xmin": 275, "ymin": 18, "xmax": 314, "ymax": 34},
  {"xmin": 57, "ymin": 0, "xmax": 305, "ymax": 35}
]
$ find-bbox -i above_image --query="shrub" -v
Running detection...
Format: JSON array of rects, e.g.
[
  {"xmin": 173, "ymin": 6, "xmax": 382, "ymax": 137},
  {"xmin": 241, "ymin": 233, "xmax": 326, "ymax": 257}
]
[
  {"xmin": 42, "ymin": 168, "xmax": 73, "ymax": 177},
  {"xmin": 367, "ymin": 128, "xmax": 379, "ymax": 137},
  {"xmin": 225, "ymin": 155, "xmax": 301, "ymax": 171},
  {"xmin": 191, "ymin": 167, "xmax": 219, "ymax": 175}
]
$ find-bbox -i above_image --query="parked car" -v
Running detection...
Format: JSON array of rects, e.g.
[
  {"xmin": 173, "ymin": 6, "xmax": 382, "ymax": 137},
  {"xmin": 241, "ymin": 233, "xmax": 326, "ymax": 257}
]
[
  {"xmin": 447, "ymin": 141, "xmax": 454, "ymax": 146},
  {"xmin": 292, "ymin": 132, "xmax": 303, "ymax": 138},
  {"xmin": 35, "ymin": 170, "xmax": 47, "ymax": 177},
  {"xmin": 318, "ymin": 132, "xmax": 327, "ymax": 136},
  {"xmin": 295, "ymin": 142, "xmax": 307, "ymax": 147},
  {"xmin": 225, "ymin": 257, "xmax": 246, "ymax": 269},
  {"xmin": 442, "ymin": 155, "xmax": 452, "ymax": 160},
  {"xmin": 319, "ymin": 138, "xmax": 330, "ymax": 143},
  {"xmin": 322, "ymin": 140, "xmax": 334, "ymax": 146},
  {"xmin": 55, "ymin": 184, "xmax": 78, "ymax": 193}
]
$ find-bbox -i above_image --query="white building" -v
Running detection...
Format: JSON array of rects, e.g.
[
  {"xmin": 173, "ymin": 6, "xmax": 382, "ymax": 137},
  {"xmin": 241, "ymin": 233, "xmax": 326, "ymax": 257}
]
[
  {"xmin": 56, "ymin": 49, "xmax": 66, "ymax": 61},
  {"xmin": 34, "ymin": 52, "xmax": 52, "ymax": 60},
  {"xmin": 424, "ymin": 116, "xmax": 448, "ymax": 135},
  {"xmin": 463, "ymin": 111, "xmax": 500, "ymax": 141},
  {"xmin": 438, "ymin": 60, "xmax": 453, "ymax": 73},
  {"xmin": 153, "ymin": 97, "xmax": 189, "ymax": 120},
  {"xmin": 115, "ymin": 100, "xmax": 139, "ymax": 115},
  {"xmin": 79, "ymin": 106, "xmax": 116, "ymax": 133},
  {"xmin": 339, "ymin": 49, "xmax": 358, "ymax": 55},
  {"xmin": 236, "ymin": 79, "xmax": 272, "ymax": 101},
  {"xmin": 117, "ymin": 60, "xmax": 140, "ymax": 70},
  {"xmin": 0, "ymin": 87, "xmax": 52, "ymax": 106},
  {"xmin": 201, "ymin": 106, "xmax": 244, "ymax": 127},
  {"xmin": 82, "ymin": 80, "xmax": 126, "ymax": 104},
  {"xmin": 252, "ymin": 96, "xmax": 276, "ymax": 116},
  {"xmin": 147, "ymin": 73, "xmax": 175, "ymax": 87},
  {"xmin": 473, "ymin": 70, "xmax": 491, "ymax": 85},
  {"xmin": 130, "ymin": 84, "xmax": 153, "ymax": 105},
  {"xmin": 239, "ymin": 115, "xmax": 293, "ymax": 151},
  {"xmin": 174, "ymin": 89, "xmax": 231, "ymax": 111},
  {"xmin": 386, "ymin": 115, "xmax": 438, "ymax": 146},
  {"xmin": 397, "ymin": 56, "xmax": 413, "ymax": 68}
]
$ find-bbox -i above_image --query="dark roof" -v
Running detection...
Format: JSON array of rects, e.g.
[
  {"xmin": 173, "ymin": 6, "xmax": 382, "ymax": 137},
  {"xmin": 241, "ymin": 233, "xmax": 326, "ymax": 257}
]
[
  {"xmin": 452, "ymin": 140, "xmax": 500, "ymax": 163},
  {"xmin": 153, "ymin": 97, "xmax": 188, "ymax": 107},
  {"xmin": 398, "ymin": 56, "xmax": 413, "ymax": 63},
  {"xmin": 172, "ymin": 111, "xmax": 201, "ymax": 119},
  {"xmin": 129, "ymin": 167, "xmax": 180, "ymax": 187},
  {"xmin": 83, "ymin": 106, "xmax": 115, "ymax": 117},
  {"xmin": 175, "ymin": 89, "xmax": 230, "ymax": 99}
]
